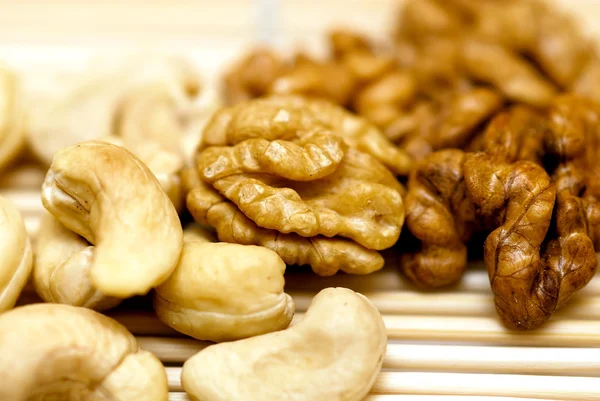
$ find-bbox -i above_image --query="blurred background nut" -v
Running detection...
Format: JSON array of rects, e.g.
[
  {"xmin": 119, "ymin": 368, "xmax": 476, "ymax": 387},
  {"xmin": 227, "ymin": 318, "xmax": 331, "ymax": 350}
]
[
  {"xmin": 181, "ymin": 287, "xmax": 386, "ymax": 401},
  {"xmin": 222, "ymin": 48, "xmax": 285, "ymax": 105},
  {"xmin": 154, "ymin": 237, "xmax": 295, "ymax": 342},
  {"xmin": 0, "ymin": 303, "xmax": 168, "ymax": 401},
  {"xmin": 25, "ymin": 54, "xmax": 204, "ymax": 166},
  {"xmin": 394, "ymin": 0, "xmax": 597, "ymax": 105},
  {"xmin": 0, "ymin": 65, "xmax": 26, "ymax": 173},
  {"xmin": 41, "ymin": 141, "xmax": 183, "ymax": 298},
  {"xmin": 0, "ymin": 196, "xmax": 32, "ymax": 312},
  {"xmin": 33, "ymin": 214, "xmax": 122, "ymax": 311}
]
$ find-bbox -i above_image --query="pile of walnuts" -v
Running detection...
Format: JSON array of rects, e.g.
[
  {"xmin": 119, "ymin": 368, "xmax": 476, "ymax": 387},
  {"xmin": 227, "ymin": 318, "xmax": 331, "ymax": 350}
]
[
  {"xmin": 207, "ymin": 0, "xmax": 600, "ymax": 330},
  {"xmin": 186, "ymin": 95, "xmax": 407, "ymax": 276}
]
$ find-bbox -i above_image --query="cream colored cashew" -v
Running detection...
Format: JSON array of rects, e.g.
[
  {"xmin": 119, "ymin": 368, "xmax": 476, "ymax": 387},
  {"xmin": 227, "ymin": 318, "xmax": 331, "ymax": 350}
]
[
  {"xmin": 0, "ymin": 196, "xmax": 32, "ymax": 312},
  {"xmin": 0, "ymin": 65, "xmax": 25, "ymax": 172},
  {"xmin": 41, "ymin": 141, "xmax": 183, "ymax": 298},
  {"xmin": 181, "ymin": 287, "xmax": 386, "ymax": 401},
  {"xmin": 0, "ymin": 303, "xmax": 168, "ymax": 401},
  {"xmin": 26, "ymin": 55, "xmax": 202, "ymax": 166},
  {"xmin": 99, "ymin": 135, "xmax": 185, "ymax": 212},
  {"xmin": 154, "ymin": 239, "xmax": 295, "ymax": 342},
  {"xmin": 33, "ymin": 213, "xmax": 122, "ymax": 311}
]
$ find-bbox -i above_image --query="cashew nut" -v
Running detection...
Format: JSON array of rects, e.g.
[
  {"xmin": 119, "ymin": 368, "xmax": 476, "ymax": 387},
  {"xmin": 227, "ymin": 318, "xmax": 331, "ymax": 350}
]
[
  {"xmin": 154, "ymin": 234, "xmax": 295, "ymax": 342},
  {"xmin": 26, "ymin": 55, "xmax": 202, "ymax": 166},
  {"xmin": 99, "ymin": 135, "xmax": 185, "ymax": 212},
  {"xmin": 0, "ymin": 303, "xmax": 168, "ymax": 401},
  {"xmin": 33, "ymin": 213, "xmax": 122, "ymax": 311},
  {"xmin": 0, "ymin": 65, "xmax": 25, "ymax": 172},
  {"xmin": 0, "ymin": 196, "xmax": 32, "ymax": 312},
  {"xmin": 41, "ymin": 141, "xmax": 183, "ymax": 298},
  {"xmin": 181, "ymin": 287, "xmax": 386, "ymax": 401}
]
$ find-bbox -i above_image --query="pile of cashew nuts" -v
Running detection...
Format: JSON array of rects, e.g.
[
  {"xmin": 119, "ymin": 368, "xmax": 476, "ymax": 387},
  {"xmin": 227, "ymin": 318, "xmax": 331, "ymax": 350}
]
[{"xmin": 0, "ymin": 56, "xmax": 387, "ymax": 401}]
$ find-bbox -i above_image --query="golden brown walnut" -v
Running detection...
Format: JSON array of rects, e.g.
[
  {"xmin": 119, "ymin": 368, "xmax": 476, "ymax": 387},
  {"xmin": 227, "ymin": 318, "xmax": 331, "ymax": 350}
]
[
  {"xmin": 329, "ymin": 29, "xmax": 372, "ymax": 59},
  {"xmin": 573, "ymin": 57, "xmax": 600, "ymax": 103},
  {"xmin": 470, "ymin": 1, "xmax": 538, "ymax": 51},
  {"xmin": 398, "ymin": 0, "xmax": 463, "ymax": 41},
  {"xmin": 269, "ymin": 58, "xmax": 356, "ymax": 106},
  {"xmin": 0, "ymin": 65, "xmax": 25, "ymax": 172},
  {"xmin": 400, "ymin": 149, "xmax": 476, "ymax": 287},
  {"xmin": 414, "ymin": 87, "xmax": 503, "ymax": 153},
  {"xmin": 0, "ymin": 303, "xmax": 168, "ymax": 401},
  {"xmin": 397, "ymin": 0, "xmax": 594, "ymax": 95},
  {"xmin": 187, "ymin": 181, "xmax": 386, "ymax": 276},
  {"xmin": 546, "ymin": 95, "xmax": 600, "ymax": 249},
  {"xmin": 201, "ymin": 95, "xmax": 413, "ymax": 176},
  {"xmin": 531, "ymin": 5, "xmax": 592, "ymax": 88},
  {"xmin": 460, "ymin": 39, "xmax": 556, "ymax": 107},
  {"xmin": 458, "ymin": 96, "xmax": 599, "ymax": 329},
  {"xmin": 221, "ymin": 48, "xmax": 285, "ymax": 105},
  {"xmin": 41, "ymin": 141, "xmax": 183, "ymax": 298},
  {"xmin": 0, "ymin": 196, "xmax": 32, "ymax": 312},
  {"xmin": 478, "ymin": 105, "xmax": 546, "ymax": 165},
  {"xmin": 33, "ymin": 213, "xmax": 122, "ymax": 311},
  {"xmin": 401, "ymin": 105, "xmax": 568, "ymax": 291},
  {"xmin": 464, "ymin": 153, "xmax": 560, "ymax": 330},
  {"xmin": 353, "ymin": 71, "xmax": 417, "ymax": 128},
  {"xmin": 201, "ymin": 148, "xmax": 405, "ymax": 250},
  {"xmin": 181, "ymin": 287, "xmax": 386, "ymax": 401},
  {"xmin": 341, "ymin": 51, "xmax": 396, "ymax": 84},
  {"xmin": 153, "ymin": 237, "xmax": 295, "ymax": 342}
]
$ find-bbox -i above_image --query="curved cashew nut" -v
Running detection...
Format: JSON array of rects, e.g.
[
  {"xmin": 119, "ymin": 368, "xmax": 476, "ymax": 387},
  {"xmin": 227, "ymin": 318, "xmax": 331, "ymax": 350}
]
[
  {"xmin": 0, "ymin": 65, "xmax": 25, "ymax": 172},
  {"xmin": 0, "ymin": 303, "xmax": 168, "ymax": 401},
  {"xmin": 0, "ymin": 196, "xmax": 32, "ymax": 312},
  {"xmin": 99, "ymin": 135, "xmax": 185, "ymax": 212},
  {"xmin": 154, "ymin": 239, "xmax": 295, "ymax": 342},
  {"xmin": 181, "ymin": 287, "xmax": 386, "ymax": 401},
  {"xmin": 33, "ymin": 213, "xmax": 122, "ymax": 311},
  {"xmin": 41, "ymin": 141, "xmax": 183, "ymax": 298}
]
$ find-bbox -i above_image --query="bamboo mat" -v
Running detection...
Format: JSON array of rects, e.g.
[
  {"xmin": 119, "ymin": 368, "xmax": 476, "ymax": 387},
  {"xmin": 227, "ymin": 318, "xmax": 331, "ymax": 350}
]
[
  {"xmin": 3, "ymin": 0, "xmax": 600, "ymax": 399},
  {"xmin": 5, "ymin": 184, "xmax": 600, "ymax": 400}
]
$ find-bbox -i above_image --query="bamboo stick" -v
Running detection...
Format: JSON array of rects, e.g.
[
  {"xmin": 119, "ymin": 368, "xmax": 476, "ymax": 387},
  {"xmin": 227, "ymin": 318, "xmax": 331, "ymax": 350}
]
[
  {"xmin": 289, "ymin": 291, "xmax": 600, "ymax": 320},
  {"xmin": 137, "ymin": 336, "xmax": 600, "ymax": 376},
  {"xmin": 105, "ymin": 310, "xmax": 600, "ymax": 347},
  {"xmin": 164, "ymin": 369, "xmax": 600, "ymax": 400},
  {"xmin": 167, "ymin": 393, "xmax": 562, "ymax": 401}
]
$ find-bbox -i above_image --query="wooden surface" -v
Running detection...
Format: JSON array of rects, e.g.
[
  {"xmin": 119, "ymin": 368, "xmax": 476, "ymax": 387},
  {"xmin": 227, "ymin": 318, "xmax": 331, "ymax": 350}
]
[{"xmin": 3, "ymin": 0, "xmax": 600, "ymax": 399}]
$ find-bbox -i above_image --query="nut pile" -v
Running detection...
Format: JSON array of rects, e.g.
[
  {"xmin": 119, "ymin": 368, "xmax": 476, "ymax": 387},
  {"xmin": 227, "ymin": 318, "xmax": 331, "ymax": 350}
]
[
  {"xmin": 187, "ymin": 95, "xmax": 406, "ymax": 276},
  {"xmin": 218, "ymin": 0, "xmax": 600, "ymax": 329},
  {"xmin": 1, "ymin": 0, "xmax": 600, "ymax": 399}
]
